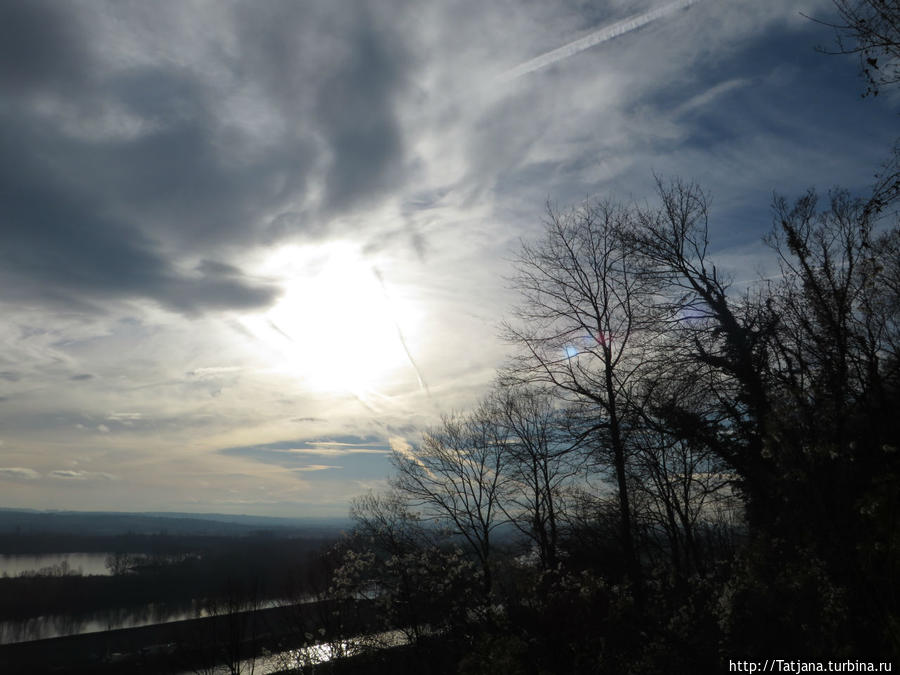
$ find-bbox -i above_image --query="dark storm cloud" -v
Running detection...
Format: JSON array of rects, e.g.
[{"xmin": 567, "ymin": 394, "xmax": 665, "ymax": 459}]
[
  {"xmin": 0, "ymin": 1, "xmax": 91, "ymax": 95},
  {"xmin": 313, "ymin": 20, "xmax": 408, "ymax": 213},
  {"xmin": 80, "ymin": 70, "xmax": 317, "ymax": 249},
  {"xmin": 196, "ymin": 260, "xmax": 244, "ymax": 277},
  {"xmin": 0, "ymin": 120, "xmax": 278, "ymax": 313},
  {"xmin": 231, "ymin": 0, "xmax": 413, "ymax": 221},
  {"xmin": 0, "ymin": 1, "xmax": 415, "ymax": 314}
]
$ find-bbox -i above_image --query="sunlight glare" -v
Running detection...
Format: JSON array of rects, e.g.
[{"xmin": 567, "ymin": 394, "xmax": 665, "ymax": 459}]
[{"xmin": 243, "ymin": 243, "xmax": 420, "ymax": 397}]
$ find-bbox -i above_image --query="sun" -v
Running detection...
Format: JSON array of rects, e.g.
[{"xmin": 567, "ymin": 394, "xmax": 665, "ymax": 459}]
[{"xmin": 241, "ymin": 242, "xmax": 421, "ymax": 397}]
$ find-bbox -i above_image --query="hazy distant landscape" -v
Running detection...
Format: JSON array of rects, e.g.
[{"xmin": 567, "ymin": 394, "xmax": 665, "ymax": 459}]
[{"xmin": 0, "ymin": 508, "xmax": 350, "ymax": 539}]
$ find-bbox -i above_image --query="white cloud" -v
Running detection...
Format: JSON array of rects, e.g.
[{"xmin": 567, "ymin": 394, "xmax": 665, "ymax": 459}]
[
  {"xmin": 389, "ymin": 436, "xmax": 416, "ymax": 462},
  {"xmin": 188, "ymin": 366, "xmax": 243, "ymax": 378},
  {"xmin": 108, "ymin": 412, "xmax": 143, "ymax": 423},
  {"xmin": 49, "ymin": 470, "xmax": 118, "ymax": 481},
  {"xmin": 289, "ymin": 447, "xmax": 390, "ymax": 458},
  {"xmin": 0, "ymin": 467, "xmax": 41, "ymax": 480},
  {"xmin": 672, "ymin": 78, "xmax": 751, "ymax": 117}
]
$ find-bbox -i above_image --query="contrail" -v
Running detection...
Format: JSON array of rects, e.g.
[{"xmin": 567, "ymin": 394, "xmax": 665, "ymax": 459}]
[
  {"xmin": 267, "ymin": 319, "xmax": 293, "ymax": 342},
  {"xmin": 500, "ymin": 0, "xmax": 699, "ymax": 82},
  {"xmin": 373, "ymin": 267, "xmax": 432, "ymax": 399}
]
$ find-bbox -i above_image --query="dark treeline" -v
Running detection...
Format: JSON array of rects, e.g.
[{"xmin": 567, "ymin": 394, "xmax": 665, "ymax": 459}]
[
  {"xmin": 306, "ymin": 7, "xmax": 900, "ymax": 673},
  {"xmin": 0, "ymin": 509, "xmax": 345, "ymax": 538}
]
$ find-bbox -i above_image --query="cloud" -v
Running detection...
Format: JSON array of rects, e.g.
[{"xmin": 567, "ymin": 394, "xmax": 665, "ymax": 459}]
[
  {"xmin": 389, "ymin": 436, "xmax": 417, "ymax": 462},
  {"xmin": 232, "ymin": 1, "xmax": 413, "ymax": 214},
  {"xmin": 672, "ymin": 78, "xmax": 751, "ymax": 117},
  {"xmin": 0, "ymin": 0, "xmax": 867, "ymax": 321},
  {"xmin": 49, "ymin": 470, "xmax": 117, "ymax": 481},
  {"xmin": 220, "ymin": 436, "xmax": 392, "ymax": 469},
  {"xmin": 0, "ymin": 130, "xmax": 281, "ymax": 313},
  {"xmin": 312, "ymin": 15, "xmax": 409, "ymax": 214},
  {"xmin": 0, "ymin": 2, "xmax": 416, "ymax": 316},
  {"xmin": 70, "ymin": 373, "xmax": 94, "ymax": 381},
  {"xmin": 188, "ymin": 367, "xmax": 243, "ymax": 378},
  {"xmin": 500, "ymin": 0, "xmax": 699, "ymax": 82},
  {"xmin": 295, "ymin": 448, "xmax": 391, "ymax": 458},
  {"xmin": 0, "ymin": 1, "xmax": 91, "ymax": 96},
  {"xmin": 107, "ymin": 412, "xmax": 142, "ymax": 423},
  {"xmin": 223, "ymin": 436, "xmax": 392, "ymax": 457},
  {"xmin": 0, "ymin": 467, "xmax": 41, "ymax": 480}
]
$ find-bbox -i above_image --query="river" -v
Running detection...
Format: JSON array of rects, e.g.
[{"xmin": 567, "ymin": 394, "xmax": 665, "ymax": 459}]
[{"xmin": 0, "ymin": 596, "xmax": 308, "ymax": 645}]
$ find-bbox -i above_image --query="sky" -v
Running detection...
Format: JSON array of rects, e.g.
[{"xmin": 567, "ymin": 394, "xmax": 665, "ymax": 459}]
[{"xmin": 0, "ymin": 0, "xmax": 895, "ymax": 518}]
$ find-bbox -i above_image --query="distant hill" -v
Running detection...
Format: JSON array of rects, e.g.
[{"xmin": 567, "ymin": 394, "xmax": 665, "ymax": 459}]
[{"xmin": 0, "ymin": 508, "xmax": 352, "ymax": 537}]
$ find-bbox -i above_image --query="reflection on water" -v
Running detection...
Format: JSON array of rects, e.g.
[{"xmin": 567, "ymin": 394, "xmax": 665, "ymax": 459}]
[
  {"xmin": 0, "ymin": 601, "xmax": 202, "ymax": 644},
  {"xmin": 2, "ymin": 599, "xmax": 409, "ymax": 674},
  {"xmin": 0, "ymin": 553, "xmax": 113, "ymax": 577},
  {"xmin": 0, "ymin": 598, "xmax": 296, "ymax": 645},
  {"xmin": 265, "ymin": 629, "xmax": 407, "ymax": 669},
  {"xmin": 174, "ymin": 629, "xmax": 409, "ymax": 675}
]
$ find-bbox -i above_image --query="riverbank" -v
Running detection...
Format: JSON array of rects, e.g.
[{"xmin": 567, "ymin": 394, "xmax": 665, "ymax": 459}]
[{"xmin": 0, "ymin": 599, "xmax": 376, "ymax": 674}]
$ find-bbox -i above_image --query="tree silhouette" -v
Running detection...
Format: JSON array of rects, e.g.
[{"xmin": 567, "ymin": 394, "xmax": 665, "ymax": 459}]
[
  {"xmin": 487, "ymin": 383, "xmax": 583, "ymax": 570},
  {"xmin": 390, "ymin": 407, "xmax": 510, "ymax": 598},
  {"xmin": 503, "ymin": 199, "xmax": 658, "ymax": 604},
  {"xmin": 826, "ymin": 0, "xmax": 900, "ymax": 98}
]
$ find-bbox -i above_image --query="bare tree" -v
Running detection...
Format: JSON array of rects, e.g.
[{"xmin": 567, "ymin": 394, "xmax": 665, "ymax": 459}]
[
  {"xmin": 630, "ymin": 178, "xmax": 778, "ymax": 531},
  {"xmin": 503, "ymin": 200, "xmax": 657, "ymax": 601},
  {"xmin": 329, "ymin": 491, "xmax": 479, "ymax": 649},
  {"xmin": 391, "ymin": 407, "xmax": 509, "ymax": 596},
  {"xmin": 764, "ymin": 190, "xmax": 900, "ymax": 543},
  {"xmin": 628, "ymin": 388, "xmax": 736, "ymax": 578},
  {"xmin": 348, "ymin": 490, "xmax": 438, "ymax": 558},
  {"xmin": 104, "ymin": 551, "xmax": 137, "ymax": 576},
  {"xmin": 814, "ymin": 2, "xmax": 900, "ymax": 211},
  {"xmin": 823, "ymin": 0, "xmax": 900, "ymax": 98},
  {"xmin": 629, "ymin": 179, "xmax": 900, "ymax": 654},
  {"xmin": 488, "ymin": 384, "xmax": 583, "ymax": 570}
]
